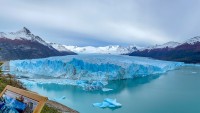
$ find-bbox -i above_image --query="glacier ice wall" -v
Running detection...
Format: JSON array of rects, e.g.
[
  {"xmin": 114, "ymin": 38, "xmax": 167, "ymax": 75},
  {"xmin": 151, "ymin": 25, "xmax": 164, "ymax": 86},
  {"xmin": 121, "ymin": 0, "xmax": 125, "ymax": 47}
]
[{"xmin": 9, "ymin": 55, "xmax": 184, "ymax": 90}]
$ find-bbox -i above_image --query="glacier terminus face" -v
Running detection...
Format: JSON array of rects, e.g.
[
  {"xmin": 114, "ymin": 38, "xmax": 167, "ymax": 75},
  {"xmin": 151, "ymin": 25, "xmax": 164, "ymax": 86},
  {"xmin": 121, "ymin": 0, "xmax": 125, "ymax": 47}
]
[{"xmin": 8, "ymin": 55, "xmax": 184, "ymax": 90}]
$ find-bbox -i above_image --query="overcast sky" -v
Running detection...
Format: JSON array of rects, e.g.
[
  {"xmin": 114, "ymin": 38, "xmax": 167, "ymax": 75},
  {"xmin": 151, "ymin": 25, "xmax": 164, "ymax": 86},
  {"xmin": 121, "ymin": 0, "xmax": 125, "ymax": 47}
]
[{"xmin": 0, "ymin": 0, "xmax": 200, "ymax": 46}]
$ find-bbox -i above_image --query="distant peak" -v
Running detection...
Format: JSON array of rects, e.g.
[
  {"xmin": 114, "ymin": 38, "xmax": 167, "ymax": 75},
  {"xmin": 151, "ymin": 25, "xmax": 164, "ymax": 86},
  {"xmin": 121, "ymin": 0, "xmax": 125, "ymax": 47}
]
[
  {"xmin": 22, "ymin": 27, "xmax": 31, "ymax": 34},
  {"xmin": 16, "ymin": 27, "xmax": 31, "ymax": 34},
  {"xmin": 191, "ymin": 36, "xmax": 200, "ymax": 40}
]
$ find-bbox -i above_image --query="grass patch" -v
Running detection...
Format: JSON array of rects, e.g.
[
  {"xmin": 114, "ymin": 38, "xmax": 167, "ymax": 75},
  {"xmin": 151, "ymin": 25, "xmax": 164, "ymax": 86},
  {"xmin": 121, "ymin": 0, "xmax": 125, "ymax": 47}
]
[
  {"xmin": 0, "ymin": 74, "xmax": 25, "ymax": 91},
  {"xmin": 41, "ymin": 105, "xmax": 61, "ymax": 113}
]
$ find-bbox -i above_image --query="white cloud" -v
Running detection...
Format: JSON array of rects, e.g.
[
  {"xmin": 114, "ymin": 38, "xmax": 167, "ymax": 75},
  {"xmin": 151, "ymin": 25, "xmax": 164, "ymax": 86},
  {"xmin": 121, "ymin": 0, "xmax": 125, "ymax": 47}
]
[{"xmin": 0, "ymin": 0, "xmax": 200, "ymax": 46}]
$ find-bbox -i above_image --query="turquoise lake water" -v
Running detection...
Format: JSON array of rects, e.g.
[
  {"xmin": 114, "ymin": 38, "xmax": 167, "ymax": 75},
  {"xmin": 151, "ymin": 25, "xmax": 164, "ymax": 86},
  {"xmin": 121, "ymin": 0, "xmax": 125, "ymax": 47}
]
[{"xmin": 26, "ymin": 66, "xmax": 200, "ymax": 113}]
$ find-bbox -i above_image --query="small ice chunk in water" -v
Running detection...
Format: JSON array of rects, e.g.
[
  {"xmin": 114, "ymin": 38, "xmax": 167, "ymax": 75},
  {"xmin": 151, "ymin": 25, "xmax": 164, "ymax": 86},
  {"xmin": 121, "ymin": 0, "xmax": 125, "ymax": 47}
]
[
  {"xmin": 102, "ymin": 88, "xmax": 113, "ymax": 92},
  {"xmin": 192, "ymin": 72, "xmax": 197, "ymax": 74},
  {"xmin": 61, "ymin": 96, "xmax": 66, "ymax": 99},
  {"xmin": 93, "ymin": 98, "xmax": 121, "ymax": 108},
  {"xmin": 53, "ymin": 96, "xmax": 66, "ymax": 101}
]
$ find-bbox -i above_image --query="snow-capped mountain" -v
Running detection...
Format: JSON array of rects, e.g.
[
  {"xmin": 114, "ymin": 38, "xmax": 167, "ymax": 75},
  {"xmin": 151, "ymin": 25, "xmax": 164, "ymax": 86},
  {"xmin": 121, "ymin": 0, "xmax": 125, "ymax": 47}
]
[
  {"xmin": 50, "ymin": 45, "xmax": 138, "ymax": 55},
  {"xmin": 140, "ymin": 36, "xmax": 200, "ymax": 51},
  {"xmin": 64, "ymin": 45, "xmax": 138, "ymax": 54},
  {"xmin": 0, "ymin": 27, "xmax": 76, "ymax": 60},
  {"xmin": 129, "ymin": 36, "xmax": 200, "ymax": 63},
  {"xmin": 0, "ymin": 27, "xmax": 52, "ymax": 48}
]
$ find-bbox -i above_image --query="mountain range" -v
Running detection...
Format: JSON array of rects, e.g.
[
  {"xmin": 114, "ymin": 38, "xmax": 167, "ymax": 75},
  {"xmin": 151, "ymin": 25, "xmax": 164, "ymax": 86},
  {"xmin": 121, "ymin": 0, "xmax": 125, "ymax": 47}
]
[
  {"xmin": 50, "ymin": 36, "xmax": 200, "ymax": 63},
  {"xmin": 129, "ymin": 36, "xmax": 200, "ymax": 63},
  {"xmin": 49, "ymin": 43, "xmax": 139, "ymax": 55},
  {"xmin": 0, "ymin": 27, "xmax": 199, "ymax": 63},
  {"xmin": 0, "ymin": 27, "xmax": 76, "ymax": 60}
]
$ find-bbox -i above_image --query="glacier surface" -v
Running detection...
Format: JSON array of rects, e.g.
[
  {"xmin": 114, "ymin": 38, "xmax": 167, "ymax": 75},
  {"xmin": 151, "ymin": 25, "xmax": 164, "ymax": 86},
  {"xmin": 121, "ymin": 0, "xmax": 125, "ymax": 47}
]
[{"xmin": 9, "ymin": 55, "xmax": 184, "ymax": 90}]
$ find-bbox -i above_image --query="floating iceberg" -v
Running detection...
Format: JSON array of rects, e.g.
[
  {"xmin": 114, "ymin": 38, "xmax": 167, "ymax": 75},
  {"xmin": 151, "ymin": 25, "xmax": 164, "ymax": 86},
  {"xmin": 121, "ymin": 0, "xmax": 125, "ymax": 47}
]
[
  {"xmin": 8, "ymin": 55, "xmax": 184, "ymax": 90},
  {"xmin": 102, "ymin": 88, "xmax": 113, "ymax": 92},
  {"xmin": 93, "ymin": 98, "xmax": 122, "ymax": 108},
  {"xmin": 192, "ymin": 72, "xmax": 197, "ymax": 74}
]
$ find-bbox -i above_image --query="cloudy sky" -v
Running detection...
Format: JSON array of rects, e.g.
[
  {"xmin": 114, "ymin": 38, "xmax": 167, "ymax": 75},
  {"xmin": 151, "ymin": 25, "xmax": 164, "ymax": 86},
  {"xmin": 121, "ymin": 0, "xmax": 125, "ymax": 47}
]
[{"xmin": 0, "ymin": 0, "xmax": 200, "ymax": 46}]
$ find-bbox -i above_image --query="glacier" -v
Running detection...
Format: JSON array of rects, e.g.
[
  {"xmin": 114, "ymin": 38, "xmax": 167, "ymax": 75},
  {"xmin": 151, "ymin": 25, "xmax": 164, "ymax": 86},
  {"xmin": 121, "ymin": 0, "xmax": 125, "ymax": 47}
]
[{"xmin": 8, "ymin": 55, "xmax": 184, "ymax": 90}]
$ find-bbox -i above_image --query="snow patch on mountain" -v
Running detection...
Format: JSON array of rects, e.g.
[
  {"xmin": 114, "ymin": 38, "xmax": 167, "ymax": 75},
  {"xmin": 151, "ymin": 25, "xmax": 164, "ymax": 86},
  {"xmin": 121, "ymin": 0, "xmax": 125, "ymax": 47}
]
[
  {"xmin": 154, "ymin": 41, "xmax": 181, "ymax": 48},
  {"xmin": 184, "ymin": 36, "xmax": 200, "ymax": 45},
  {"xmin": 49, "ymin": 43, "xmax": 72, "ymax": 52},
  {"xmin": 141, "ymin": 41, "xmax": 181, "ymax": 51}
]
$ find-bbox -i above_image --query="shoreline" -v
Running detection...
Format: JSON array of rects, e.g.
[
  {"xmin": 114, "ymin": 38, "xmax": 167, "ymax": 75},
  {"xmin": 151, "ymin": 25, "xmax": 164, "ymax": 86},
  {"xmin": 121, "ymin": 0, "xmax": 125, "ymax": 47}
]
[{"xmin": 46, "ymin": 100, "xmax": 78, "ymax": 113}]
